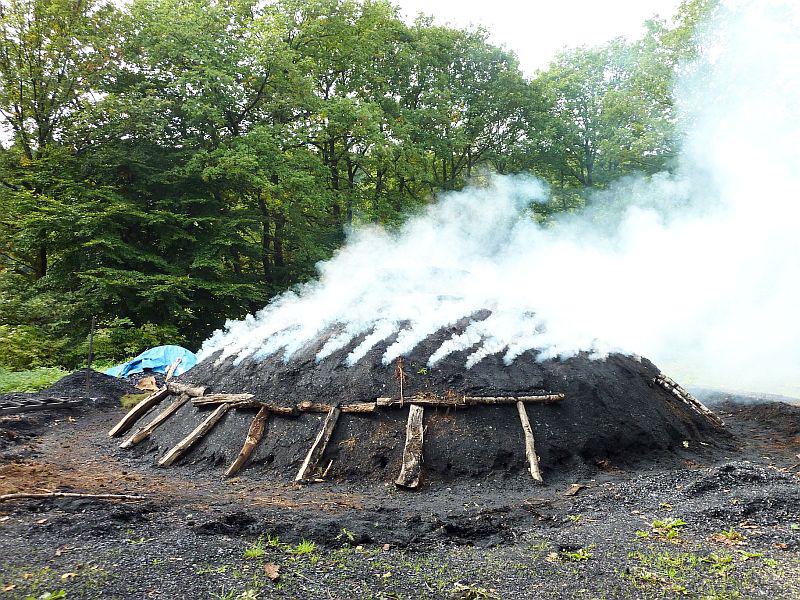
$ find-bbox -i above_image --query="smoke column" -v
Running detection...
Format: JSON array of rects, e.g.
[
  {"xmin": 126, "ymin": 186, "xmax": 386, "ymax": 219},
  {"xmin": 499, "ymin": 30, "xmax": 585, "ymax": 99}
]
[{"xmin": 200, "ymin": 0, "xmax": 800, "ymax": 397}]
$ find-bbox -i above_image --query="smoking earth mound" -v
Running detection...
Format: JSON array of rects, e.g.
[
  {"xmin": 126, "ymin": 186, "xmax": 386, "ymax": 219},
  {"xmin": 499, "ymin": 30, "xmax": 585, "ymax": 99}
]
[{"xmin": 112, "ymin": 318, "xmax": 725, "ymax": 486}]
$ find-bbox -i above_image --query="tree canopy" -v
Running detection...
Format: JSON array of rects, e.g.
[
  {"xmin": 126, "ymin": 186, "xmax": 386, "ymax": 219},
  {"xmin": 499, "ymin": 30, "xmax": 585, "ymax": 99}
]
[{"xmin": 0, "ymin": 0, "xmax": 715, "ymax": 369}]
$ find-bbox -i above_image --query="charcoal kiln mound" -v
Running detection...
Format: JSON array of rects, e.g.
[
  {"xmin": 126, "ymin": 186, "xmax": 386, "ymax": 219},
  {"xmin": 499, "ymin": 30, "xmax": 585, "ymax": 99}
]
[{"xmin": 109, "ymin": 320, "xmax": 726, "ymax": 487}]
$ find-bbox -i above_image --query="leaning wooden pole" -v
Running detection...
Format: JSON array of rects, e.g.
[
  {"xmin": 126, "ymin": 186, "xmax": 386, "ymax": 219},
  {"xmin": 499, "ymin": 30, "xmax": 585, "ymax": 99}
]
[
  {"xmin": 119, "ymin": 393, "xmax": 190, "ymax": 449},
  {"xmin": 395, "ymin": 404, "xmax": 425, "ymax": 489},
  {"xmin": 108, "ymin": 387, "xmax": 170, "ymax": 437},
  {"xmin": 158, "ymin": 404, "xmax": 230, "ymax": 467},
  {"xmin": 295, "ymin": 405, "xmax": 341, "ymax": 482},
  {"xmin": 516, "ymin": 401, "xmax": 543, "ymax": 483},
  {"xmin": 225, "ymin": 406, "xmax": 270, "ymax": 478}
]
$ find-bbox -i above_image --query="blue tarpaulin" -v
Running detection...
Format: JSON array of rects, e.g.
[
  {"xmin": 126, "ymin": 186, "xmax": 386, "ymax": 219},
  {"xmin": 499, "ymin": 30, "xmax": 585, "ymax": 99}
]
[{"xmin": 105, "ymin": 345, "xmax": 197, "ymax": 378}]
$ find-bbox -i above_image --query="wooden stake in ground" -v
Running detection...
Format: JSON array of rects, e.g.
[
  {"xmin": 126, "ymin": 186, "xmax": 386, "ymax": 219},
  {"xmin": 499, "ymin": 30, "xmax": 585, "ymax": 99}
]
[
  {"xmin": 395, "ymin": 404, "xmax": 424, "ymax": 489},
  {"xmin": 224, "ymin": 406, "xmax": 270, "ymax": 478},
  {"xmin": 119, "ymin": 393, "xmax": 190, "ymax": 449},
  {"xmin": 295, "ymin": 405, "xmax": 341, "ymax": 482},
  {"xmin": 394, "ymin": 357, "xmax": 406, "ymax": 405},
  {"xmin": 158, "ymin": 404, "xmax": 230, "ymax": 467},
  {"xmin": 516, "ymin": 401, "xmax": 543, "ymax": 483},
  {"xmin": 108, "ymin": 387, "xmax": 170, "ymax": 437}
]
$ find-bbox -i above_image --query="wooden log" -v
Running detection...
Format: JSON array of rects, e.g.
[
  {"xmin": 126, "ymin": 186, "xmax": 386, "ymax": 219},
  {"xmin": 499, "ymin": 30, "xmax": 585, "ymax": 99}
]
[
  {"xmin": 108, "ymin": 387, "xmax": 170, "ymax": 437},
  {"xmin": 119, "ymin": 393, "xmax": 190, "ymax": 449},
  {"xmin": 341, "ymin": 402, "xmax": 377, "ymax": 414},
  {"xmin": 224, "ymin": 406, "xmax": 269, "ymax": 478},
  {"xmin": 297, "ymin": 400, "xmax": 331, "ymax": 413},
  {"xmin": 269, "ymin": 405, "xmax": 300, "ymax": 416},
  {"xmin": 516, "ymin": 401, "xmax": 543, "ymax": 484},
  {"xmin": 295, "ymin": 406, "xmax": 341, "ymax": 482},
  {"xmin": 654, "ymin": 375, "xmax": 723, "ymax": 427},
  {"xmin": 166, "ymin": 382, "xmax": 207, "ymax": 397},
  {"xmin": 395, "ymin": 404, "xmax": 425, "ymax": 489},
  {"xmin": 165, "ymin": 357, "xmax": 182, "ymax": 381},
  {"xmin": 297, "ymin": 400, "xmax": 376, "ymax": 414},
  {"xmin": 0, "ymin": 492, "xmax": 145, "ymax": 503},
  {"xmin": 376, "ymin": 393, "xmax": 564, "ymax": 408},
  {"xmin": 192, "ymin": 393, "xmax": 255, "ymax": 406},
  {"xmin": 158, "ymin": 404, "xmax": 230, "ymax": 467}
]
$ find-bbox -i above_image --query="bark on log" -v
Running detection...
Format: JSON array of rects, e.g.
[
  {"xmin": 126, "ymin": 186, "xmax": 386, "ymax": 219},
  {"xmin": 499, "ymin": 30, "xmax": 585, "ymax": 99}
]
[
  {"xmin": 224, "ymin": 406, "xmax": 270, "ymax": 478},
  {"xmin": 655, "ymin": 375, "xmax": 723, "ymax": 427},
  {"xmin": 341, "ymin": 402, "xmax": 377, "ymax": 414},
  {"xmin": 395, "ymin": 404, "xmax": 424, "ymax": 489},
  {"xmin": 376, "ymin": 393, "xmax": 564, "ymax": 408},
  {"xmin": 119, "ymin": 393, "xmax": 190, "ymax": 449},
  {"xmin": 108, "ymin": 387, "xmax": 170, "ymax": 437},
  {"xmin": 158, "ymin": 404, "xmax": 230, "ymax": 467},
  {"xmin": 298, "ymin": 401, "xmax": 376, "ymax": 414},
  {"xmin": 516, "ymin": 401, "xmax": 543, "ymax": 483},
  {"xmin": 295, "ymin": 406, "xmax": 341, "ymax": 482},
  {"xmin": 0, "ymin": 492, "xmax": 145, "ymax": 503},
  {"xmin": 166, "ymin": 382, "xmax": 207, "ymax": 397},
  {"xmin": 192, "ymin": 393, "xmax": 255, "ymax": 406},
  {"xmin": 165, "ymin": 358, "xmax": 182, "ymax": 381}
]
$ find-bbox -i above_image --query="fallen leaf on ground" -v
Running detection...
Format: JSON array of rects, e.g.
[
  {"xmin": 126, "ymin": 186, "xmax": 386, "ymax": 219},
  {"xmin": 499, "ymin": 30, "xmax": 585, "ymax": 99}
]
[
  {"xmin": 136, "ymin": 376, "xmax": 158, "ymax": 391},
  {"xmin": 61, "ymin": 572, "xmax": 76, "ymax": 581},
  {"xmin": 263, "ymin": 563, "xmax": 280, "ymax": 581},
  {"xmin": 2, "ymin": 584, "xmax": 16, "ymax": 592},
  {"xmin": 565, "ymin": 484, "xmax": 584, "ymax": 497}
]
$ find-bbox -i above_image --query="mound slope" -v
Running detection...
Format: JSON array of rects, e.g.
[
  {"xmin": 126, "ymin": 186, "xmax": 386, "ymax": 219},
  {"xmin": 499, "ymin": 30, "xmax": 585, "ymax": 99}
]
[{"xmin": 111, "ymin": 318, "xmax": 724, "ymax": 486}]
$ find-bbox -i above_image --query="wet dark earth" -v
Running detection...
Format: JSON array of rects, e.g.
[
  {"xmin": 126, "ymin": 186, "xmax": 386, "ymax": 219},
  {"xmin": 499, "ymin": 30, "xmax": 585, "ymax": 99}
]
[{"xmin": 0, "ymin": 385, "xmax": 799, "ymax": 599}]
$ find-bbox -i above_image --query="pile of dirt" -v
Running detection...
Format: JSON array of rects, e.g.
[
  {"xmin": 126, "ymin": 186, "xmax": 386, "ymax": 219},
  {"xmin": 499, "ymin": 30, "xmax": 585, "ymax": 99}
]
[
  {"xmin": 1, "ymin": 369, "xmax": 137, "ymax": 457},
  {"xmin": 117, "ymin": 317, "xmax": 728, "ymax": 485},
  {"xmin": 0, "ymin": 369, "xmax": 136, "ymax": 406}
]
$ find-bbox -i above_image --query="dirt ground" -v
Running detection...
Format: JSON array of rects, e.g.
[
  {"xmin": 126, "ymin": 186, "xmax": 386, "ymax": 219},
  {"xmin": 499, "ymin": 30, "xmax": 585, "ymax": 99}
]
[{"xmin": 0, "ymin": 394, "xmax": 799, "ymax": 599}]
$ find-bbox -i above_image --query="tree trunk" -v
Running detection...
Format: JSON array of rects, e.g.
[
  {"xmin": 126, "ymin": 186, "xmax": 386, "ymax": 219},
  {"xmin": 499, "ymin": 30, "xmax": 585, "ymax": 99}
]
[
  {"xmin": 272, "ymin": 208, "xmax": 285, "ymax": 285},
  {"xmin": 34, "ymin": 244, "xmax": 47, "ymax": 279},
  {"xmin": 257, "ymin": 195, "xmax": 273, "ymax": 285}
]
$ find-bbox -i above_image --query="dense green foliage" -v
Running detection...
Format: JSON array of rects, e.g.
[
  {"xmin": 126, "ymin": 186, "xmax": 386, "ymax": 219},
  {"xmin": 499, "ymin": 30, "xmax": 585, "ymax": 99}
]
[{"xmin": 0, "ymin": 0, "xmax": 714, "ymax": 369}]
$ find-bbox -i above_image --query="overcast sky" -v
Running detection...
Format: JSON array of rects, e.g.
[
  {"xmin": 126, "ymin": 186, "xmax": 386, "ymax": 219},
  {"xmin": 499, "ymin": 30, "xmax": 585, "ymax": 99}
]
[{"xmin": 394, "ymin": 0, "xmax": 684, "ymax": 73}]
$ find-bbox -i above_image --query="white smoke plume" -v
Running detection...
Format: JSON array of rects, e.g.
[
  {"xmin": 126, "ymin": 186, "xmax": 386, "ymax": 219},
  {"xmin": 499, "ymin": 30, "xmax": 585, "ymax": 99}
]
[{"xmin": 200, "ymin": 0, "xmax": 800, "ymax": 397}]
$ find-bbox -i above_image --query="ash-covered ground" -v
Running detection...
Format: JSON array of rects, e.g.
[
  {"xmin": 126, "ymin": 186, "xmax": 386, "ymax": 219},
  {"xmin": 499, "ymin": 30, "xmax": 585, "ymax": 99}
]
[{"xmin": 0, "ymin": 371, "xmax": 799, "ymax": 599}]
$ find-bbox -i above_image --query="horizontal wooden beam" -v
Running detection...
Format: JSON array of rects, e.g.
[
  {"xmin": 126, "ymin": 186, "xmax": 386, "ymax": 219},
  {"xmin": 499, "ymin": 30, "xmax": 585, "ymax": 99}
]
[
  {"xmin": 166, "ymin": 382, "xmax": 207, "ymax": 397},
  {"xmin": 376, "ymin": 393, "xmax": 565, "ymax": 408}
]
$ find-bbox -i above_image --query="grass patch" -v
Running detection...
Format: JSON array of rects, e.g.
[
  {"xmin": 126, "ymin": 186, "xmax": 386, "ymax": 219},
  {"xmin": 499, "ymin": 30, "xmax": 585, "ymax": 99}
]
[
  {"xmin": 0, "ymin": 367, "xmax": 68, "ymax": 393},
  {"xmin": 120, "ymin": 392, "xmax": 149, "ymax": 408}
]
